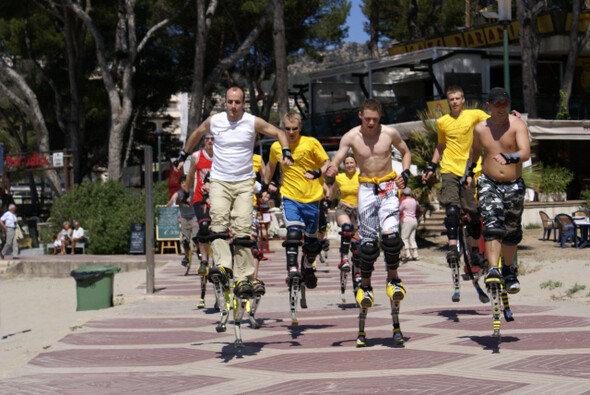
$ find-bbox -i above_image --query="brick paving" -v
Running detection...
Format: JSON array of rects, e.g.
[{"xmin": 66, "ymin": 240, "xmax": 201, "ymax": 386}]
[{"xmin": 1, "ymin": 244, "xmax": 590, "ymax": 394}]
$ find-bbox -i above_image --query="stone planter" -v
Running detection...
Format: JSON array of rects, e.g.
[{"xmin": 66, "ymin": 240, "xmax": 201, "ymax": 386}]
[{"xmin": 538, "ymin": 192, "xmax": 567, "ymax": 202}]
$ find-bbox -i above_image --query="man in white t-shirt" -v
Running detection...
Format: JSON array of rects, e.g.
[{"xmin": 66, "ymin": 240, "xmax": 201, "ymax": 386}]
[
  {"xmin": 70, "ymin": 220, "xmax": 87, "ymax": 255},
  {"xmin": 0, "ymin": 204, "xmax": 19, "ymax": 259},
  {"xmin": 174, "ymin": 86, "xmax": 293, "ymax": 299}
]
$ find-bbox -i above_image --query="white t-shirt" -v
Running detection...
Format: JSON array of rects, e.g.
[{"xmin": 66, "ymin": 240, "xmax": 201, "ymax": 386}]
[
  {"xmin": 209, "ymin": 111, "xmax": 256, "ymax": 182},
  {"xmin": 0, "ymin": 211, "xmax": 17, "ymax": 228},
  {"xmin": 72, "ymin": 227, "xmax": 85, "ymax": 238}
]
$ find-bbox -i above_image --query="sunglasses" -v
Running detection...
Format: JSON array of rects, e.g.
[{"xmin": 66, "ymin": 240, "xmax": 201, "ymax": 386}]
[
  {"xmin": 284, "ymin": 127, "xmax": 298, "ymax": 131},
  {"xmin": 204, "ymin": 137, "xmax": 214, "ymax": 141}
]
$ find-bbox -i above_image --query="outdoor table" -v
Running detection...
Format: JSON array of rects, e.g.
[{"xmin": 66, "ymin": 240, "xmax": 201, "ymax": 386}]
[{"xmin": 573, "ymin": 218, "xmax": 590, "ymax": 248}]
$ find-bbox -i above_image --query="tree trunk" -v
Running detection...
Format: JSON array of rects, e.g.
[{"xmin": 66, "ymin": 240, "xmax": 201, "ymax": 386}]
[
  {"xmin": 0, "ymin": 60, "xmax": 63, "ymax": 196},
  {"xmin": 368, "ymin": 0, "xmax": 380, "ymax": 59},
  {"xmin": 560, "ymin": 0, "xmax": 590, "ymax": 114},
  {"xmin": 67, "ymin": 0, "xmax": 178, "ymax": 181},
  {"xmin": 517, "ymin": 1, "xmax": 545, "ymax": 118},
  {"xmin": 187, "ymin": 0, "xmax": 218, "ymax": 135},
  {"xmin": 273, "ymin": 0, "xmax": 288, "ymax": 121}
]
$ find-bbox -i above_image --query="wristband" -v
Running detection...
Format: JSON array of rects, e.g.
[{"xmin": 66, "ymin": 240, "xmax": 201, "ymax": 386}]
[
  {"xmin": 173, "ymin": 150, "xmax": 189, "ymax": 167},
  {"xmin": 260, "ymin": 183, "xmax": 269, "ymax": 194},
  {"xmin": 401, "ymin": 169, "xmax": 411, "ymax": 185},
  {"xmin": 459, "ymin": 160, "xmax": 477, "ymax": 185},
  {"xmin": 500, "ymin": 152, "xmax": 520, "ymax": 164},
  {"xmin": 424, "ymin": 161, "xmax": 436, "ymax": 175},
  {"xmin": 306, "ymin": 169, "xmax": 322, "ymax": 179},
  {"xmin": 282, "ymin": 147, "xmax": 293, "ymax": 162}
]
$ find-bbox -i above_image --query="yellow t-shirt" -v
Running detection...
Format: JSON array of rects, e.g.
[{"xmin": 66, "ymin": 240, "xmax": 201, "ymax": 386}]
[
  {"xmin": 335, "ymin": 170, "xmax": 359, "ymax": 206},
  {"xmin": 269, "ymin": 136, "xmax": 329, "ymax": 203},
  {"xmin": 253, "ymin": 154, "xmax": 262, "ymax": 207},
  {"xmin": 436, "ymin": 109, "xmax": 489, "ymax": 177}
]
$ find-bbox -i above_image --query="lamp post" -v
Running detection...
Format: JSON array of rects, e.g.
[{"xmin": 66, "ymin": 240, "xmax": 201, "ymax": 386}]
[
  {"xmin": 498, "ymin": 0, "xmax": 511, "ymax": 97},
  {"xmin": 152, "ymin": 119, "xmax": 166, "ymax": 183}
]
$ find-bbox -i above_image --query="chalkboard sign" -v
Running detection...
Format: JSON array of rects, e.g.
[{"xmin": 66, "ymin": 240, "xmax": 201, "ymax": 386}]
[
  {"xmin": 156, "ymin": 206, "xmax": 180, "ymax": 240},
  {"xmin": 129, "ymin": 223, "xmax": 145, "ymax": 254}
]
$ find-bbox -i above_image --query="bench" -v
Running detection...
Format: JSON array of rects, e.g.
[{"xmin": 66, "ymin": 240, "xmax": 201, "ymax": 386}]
[{"xmin": 47, "ymin": 239, "xmax": 89, "ymax": 254}]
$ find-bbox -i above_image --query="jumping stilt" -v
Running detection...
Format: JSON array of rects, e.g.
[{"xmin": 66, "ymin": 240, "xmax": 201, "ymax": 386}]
[
  {"xmin": 209, "ymin": 267, "xmax": 231, "ymax": 333},
  {"xmin": 197, "ymin": 275, "xmax": 206, "ymax": 309},
  {"xmin": 450, "ymin": 260, "xmax": 461, "ymax": 302},
  {"xmin": 233, "ymin": 296, "xmax": 248, "ymax": 348},
  {"xmin": 339, "ymin": 268, "xmax": 348, "ymax": 305},
  {"xmin": 390, "ymin": 299, "xmax": 403, "ymax": 345},
  {"xmin": 356, "ymin": 307, "xmax": 368, "ymax": 347},
  {"xmin": 300, "ymin": 284, "xmax": 307, "ymax": 309},
  {"xmin": 501, "ymin": 288, "xmax": 514, "ymax": 322},
  {"xmin": 485, "ymin": 268, "xmax": 503, "ymax": 340},
  {"xmin": 288, "ymin": 272, "xmax": 302, "ymax": 325},
  {"xmin": 248, "ymin": 295, "xmax": 262, "ymax": 329}
]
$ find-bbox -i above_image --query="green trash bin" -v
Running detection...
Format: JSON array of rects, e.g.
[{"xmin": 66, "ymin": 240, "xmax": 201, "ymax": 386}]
[{"xmin": 70, "ymin": 265, "xmax": 121, "ymax": 311}]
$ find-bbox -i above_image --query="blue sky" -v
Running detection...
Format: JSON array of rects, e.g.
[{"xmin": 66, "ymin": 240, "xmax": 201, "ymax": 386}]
[{"xmin": 344, "ymin": 0, "xmax": 369, "ymax": 43}]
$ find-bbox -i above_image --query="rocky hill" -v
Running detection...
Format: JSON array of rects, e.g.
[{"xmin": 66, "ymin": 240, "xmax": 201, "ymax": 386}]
[{"xmin": 288, "ymin": 42, "xmax": 388, "ymax": 86}]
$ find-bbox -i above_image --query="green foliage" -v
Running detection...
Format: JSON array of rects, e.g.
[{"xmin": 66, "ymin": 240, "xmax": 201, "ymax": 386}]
[
  {"xmin": 566, "ymin": 283, "xmax": 586, "ymax": 296},
  {"xmin": 540, "ymin": 280, "xmax": 562, "ymax": 290},
  {"xmin": 555, "ymin": 90, "xmax": 571, "ymax": 120},
  {"xmin": 581, "ymin": 190, "xmax": 590, "ymax": 211},
  {"xmin": 521, "ymin": 162, "xmax": 543, "ymax": 192},
  {"xmin": 540, "ymin": 164, "xmax": 574, "ymax": 193},
  {"xmin": 524, "ymin": 223, "xmax": 541, "ymax": 230},
  {"xmin": 49, "ymin": 180, "xmax": 168, "ymax": 254}
]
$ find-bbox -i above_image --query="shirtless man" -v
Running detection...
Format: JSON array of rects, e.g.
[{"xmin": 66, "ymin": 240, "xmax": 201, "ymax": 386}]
[
  {"xmin": 326, "ymin": 98, "xmax": 411, "ymax": 346},
  {"xmin": 463, "ymin": 87, "xmax": 530, "ymax": 293}
]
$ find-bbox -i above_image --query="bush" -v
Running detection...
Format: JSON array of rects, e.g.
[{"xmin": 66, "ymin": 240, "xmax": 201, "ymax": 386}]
[
  {"xmin": 540, "ymin": 165, "xmax": 574, "ymax": 193},
  {"xmin": 50, "ymin": 180, "xmax": 168, "ymax": 254},
  {"xmin": 581, "ymin": 190, "xmax": 590, "ymax": 211}
]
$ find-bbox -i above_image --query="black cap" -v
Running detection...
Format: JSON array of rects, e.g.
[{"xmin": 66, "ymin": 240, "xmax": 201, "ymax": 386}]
[{"xmin": 488, "ymin": 87, "xmax": 510, "ymax": 104}]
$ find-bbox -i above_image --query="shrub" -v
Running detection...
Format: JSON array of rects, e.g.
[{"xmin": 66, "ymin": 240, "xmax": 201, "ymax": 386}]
[
  {"xmin": 50, "ymin": 180, "xmax": 168, "ymax": 254},
  {"xmin": 581, "ymin": 190, "xmax": 590, "ymax": 211},
  {"xmin": 540, "ymin": 165, "xmax": 574, "ymax": 193}
]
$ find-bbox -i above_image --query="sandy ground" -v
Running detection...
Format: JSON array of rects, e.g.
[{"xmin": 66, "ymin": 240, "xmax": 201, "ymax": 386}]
[{"xmin": 0, "ymin": 228, "xmax": 588, "ymax": 378}]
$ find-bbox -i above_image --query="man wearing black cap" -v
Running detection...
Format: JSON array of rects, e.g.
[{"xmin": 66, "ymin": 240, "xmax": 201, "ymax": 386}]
[
  {"xmin": 422, "ymin": 85, "xmax": 489, "ymax": 302},
  {"xmin": 463, "ymin": 87, "xmax": 530, "ymax": 294}
]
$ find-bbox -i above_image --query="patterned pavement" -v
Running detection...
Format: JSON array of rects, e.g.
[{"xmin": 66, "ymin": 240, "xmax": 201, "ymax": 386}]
[{"xmin": 1, "ymin": 245, "xmax": 590, "ymax": 394}]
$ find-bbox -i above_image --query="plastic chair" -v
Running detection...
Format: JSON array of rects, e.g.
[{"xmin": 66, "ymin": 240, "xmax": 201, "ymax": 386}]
[
  {"xmin": 538, "ymin": 211, "xmax": 557, "ymax": 241},
  {"xmin": 554, "ymin": 214, "xmax": 580, "ymax": 248},
  {"xmin": 572, "ymin": 209, "xmax": 589, "ymax": 220}
]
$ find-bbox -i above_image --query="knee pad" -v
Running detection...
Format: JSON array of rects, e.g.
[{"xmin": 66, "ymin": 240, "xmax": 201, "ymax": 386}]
[
  {"xmin": 232, "ymin": 237, "xmax": 257, "ymax": 248},
  {"xmin": 182, "ymin": 239, "xmax": 190, "ymax": 251},
  {"xmin": 503, "ymin": 229, "xmax": 522, "ymax": 245},
  {"xmin": 482, "ymin": 227, "xmax": 505, "ymax": 241},
  {"xmin": 358, "ymin": 240, "xmax": 380, "ymax": 278},
  {"xmin": 380, "ymin": 232, "xmax": 404, "ymax": 270},
  {"xmin": 303, "ymin": 235, "xmax": 322, "ymax": 260},
  {"xmin": 350, "ymin": 241, "xmax": 361, "ymax": 268},
  {"xmin": 444, "ymin": 205, "xmax": 461, "ymax": 240},
  {"xmin": 339, "ymin": 223, "xmax": 354, "ymax": 254},
  {"xmin": 282, "ymin": 227, "xmax": 302, "ymax": 268},
  {"xmin": 197, "ymin": 220, "xmax": 211, "ymax": 243},
  {"xmin": 466, "ymin": 217, "xmax": 482, "ymax": 239},
  {"xmin": 321, "ymin": 238, "xmax": 330, "ymax": 251}
]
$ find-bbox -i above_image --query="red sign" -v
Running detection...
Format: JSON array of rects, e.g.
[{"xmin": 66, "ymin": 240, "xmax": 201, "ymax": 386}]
[{"xmin": 5, "ymin": 153, "xmax": 50, "ymax": 171}]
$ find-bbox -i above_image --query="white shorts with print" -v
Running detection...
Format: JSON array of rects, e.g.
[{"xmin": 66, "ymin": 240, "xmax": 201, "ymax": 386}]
[{"xmin": 357, "ymin": 180, "xmax": 400, "ymax": 243}]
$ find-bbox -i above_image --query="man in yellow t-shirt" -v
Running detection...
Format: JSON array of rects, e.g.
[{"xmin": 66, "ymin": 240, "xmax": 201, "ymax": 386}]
[
  {"xmin": 422, "ymin": 85, "xmax": 489, "ymax": 302},
  {"xmin": 263, "ymin": 111, "xmax": 329, "ymax": 290}
]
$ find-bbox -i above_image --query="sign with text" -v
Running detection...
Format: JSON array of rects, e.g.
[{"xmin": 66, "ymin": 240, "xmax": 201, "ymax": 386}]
[
  {"xmin": 129, "ymin": 223, "xmax": 146, "ymax": 254},
  {"xmin": 53, "ymin": 152, "xmax": 64, "ymax": 167},
  {"xmin": 156, "ymin": 206, "xmax": 180, "ymax": 240}
]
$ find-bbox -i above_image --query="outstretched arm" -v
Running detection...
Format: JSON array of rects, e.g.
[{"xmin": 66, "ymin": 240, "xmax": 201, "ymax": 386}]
[
  {"xmin": 255, "ymin": 118, "xmax": 293, "ymax": 166},
  {"xmin": 326, "ymin": 133, "xmax": 353, "ymax": 177},
  {"xmin": 174, "ymin": 117, "xmax": 212, "ymax": 170}
]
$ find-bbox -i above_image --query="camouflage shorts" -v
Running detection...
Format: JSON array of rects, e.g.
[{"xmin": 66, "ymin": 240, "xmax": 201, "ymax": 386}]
[{"xmin": 477, "ymin": 174, "xmax": 525, "ymax": 245}]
